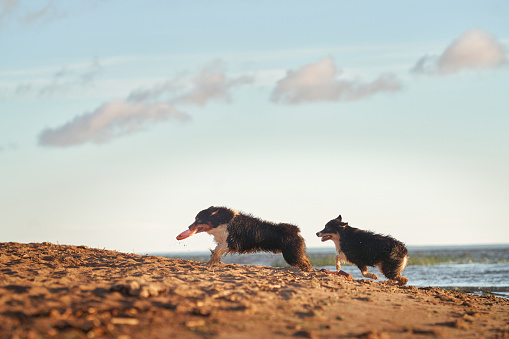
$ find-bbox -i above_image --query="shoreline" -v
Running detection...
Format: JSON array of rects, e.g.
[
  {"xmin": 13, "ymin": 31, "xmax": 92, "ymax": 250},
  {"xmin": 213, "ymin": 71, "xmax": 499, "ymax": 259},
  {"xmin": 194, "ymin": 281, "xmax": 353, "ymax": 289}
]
[{"xmin": 1, "ymin": 242, "xmax": 508, "ymax": 338}]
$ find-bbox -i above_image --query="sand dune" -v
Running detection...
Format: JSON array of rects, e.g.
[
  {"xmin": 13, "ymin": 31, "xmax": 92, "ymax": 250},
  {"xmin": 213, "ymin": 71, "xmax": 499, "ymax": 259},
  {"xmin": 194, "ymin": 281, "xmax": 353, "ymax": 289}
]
[{"xmin": 1, "ymin": 242, "xmax": 508, "ymax": 338}]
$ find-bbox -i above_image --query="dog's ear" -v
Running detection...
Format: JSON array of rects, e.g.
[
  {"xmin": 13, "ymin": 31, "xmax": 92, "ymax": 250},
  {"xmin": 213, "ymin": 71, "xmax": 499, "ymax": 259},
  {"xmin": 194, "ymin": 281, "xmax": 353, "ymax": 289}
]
[
  {"xmin": 336, "ymin": 215, "xmax": 342, "ymax": 222},
  {"xmin": 207, "ymin": 206, "xmax": 219, "ymax": 215}
]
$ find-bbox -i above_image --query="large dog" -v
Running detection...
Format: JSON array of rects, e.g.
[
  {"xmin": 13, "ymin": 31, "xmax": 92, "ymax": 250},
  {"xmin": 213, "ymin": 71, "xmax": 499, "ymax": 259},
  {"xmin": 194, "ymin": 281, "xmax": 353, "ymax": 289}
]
[
  {"xmin": 316, "ymin": 215, "xmax": 409, "ymax": 285},
  {"xmin": 177, "ymin": 206, "xmax": 312, "ymax": 271}
]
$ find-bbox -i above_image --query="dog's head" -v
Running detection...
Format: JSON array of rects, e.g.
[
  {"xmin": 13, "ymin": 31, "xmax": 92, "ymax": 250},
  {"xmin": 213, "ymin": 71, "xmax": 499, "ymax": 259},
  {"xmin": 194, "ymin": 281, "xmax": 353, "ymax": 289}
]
[
  {"xmin": 177, "ymin": 206, "xmax": 236, "ymax": 240},
  {"xmin": 316, "ymin": 215, "xmax": 348, "ymax": 242}
]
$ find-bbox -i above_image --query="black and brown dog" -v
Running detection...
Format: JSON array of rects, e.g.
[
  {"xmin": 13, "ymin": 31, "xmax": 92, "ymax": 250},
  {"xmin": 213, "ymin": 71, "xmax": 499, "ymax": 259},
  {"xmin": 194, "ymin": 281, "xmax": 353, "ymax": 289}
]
[
  {"xmin": 316, "ymin": 215, "xmax": 409, "ymax": 285},
  {"xmin": 177, "ymin": 206, "xmax": 312, "ymax": 271}
]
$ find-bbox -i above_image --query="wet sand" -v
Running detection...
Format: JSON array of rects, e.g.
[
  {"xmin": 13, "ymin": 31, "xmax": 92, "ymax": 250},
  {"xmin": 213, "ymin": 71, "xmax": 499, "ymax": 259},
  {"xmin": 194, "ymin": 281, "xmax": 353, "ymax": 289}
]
[{"xmin": 1, "ymin": 242, "xmax": 508, "ymax": 338}]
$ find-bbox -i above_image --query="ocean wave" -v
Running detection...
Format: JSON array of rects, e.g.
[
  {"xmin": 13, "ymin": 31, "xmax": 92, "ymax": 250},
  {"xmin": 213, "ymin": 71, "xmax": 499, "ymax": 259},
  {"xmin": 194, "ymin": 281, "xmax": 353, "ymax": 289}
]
[{"xmin": 159, "ymin": 245, "xmax": 509, "ymax": 267}]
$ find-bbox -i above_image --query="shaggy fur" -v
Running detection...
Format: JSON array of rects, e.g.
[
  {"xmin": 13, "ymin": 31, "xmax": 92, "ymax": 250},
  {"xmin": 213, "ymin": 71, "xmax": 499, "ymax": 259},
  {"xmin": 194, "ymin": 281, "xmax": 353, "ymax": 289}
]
[
  {"xmin": 316, "ymin": 215, "xmax": 409, "ymax": 285},
  {"xmin": 180, "ymin": 206, "xmax": 312, "ymax": 271}
]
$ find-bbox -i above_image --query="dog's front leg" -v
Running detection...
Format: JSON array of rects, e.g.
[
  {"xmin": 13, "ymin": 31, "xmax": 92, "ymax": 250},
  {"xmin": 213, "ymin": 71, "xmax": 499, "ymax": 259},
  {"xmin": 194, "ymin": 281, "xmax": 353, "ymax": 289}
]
[
  {"xmin": 335, "ymin": 255, "xmax": 342, "ymax": 271},
  {"xmin": 207, "ymin": 243, "xmax": 228, "ymax": 267}
]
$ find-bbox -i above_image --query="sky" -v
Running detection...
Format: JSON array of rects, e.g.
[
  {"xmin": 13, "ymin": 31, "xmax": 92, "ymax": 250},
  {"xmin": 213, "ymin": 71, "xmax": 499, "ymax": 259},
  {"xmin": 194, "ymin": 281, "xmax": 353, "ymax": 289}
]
[{"xmin": 1, "ymin": 1, "xmax": 508, "ymax": 254}]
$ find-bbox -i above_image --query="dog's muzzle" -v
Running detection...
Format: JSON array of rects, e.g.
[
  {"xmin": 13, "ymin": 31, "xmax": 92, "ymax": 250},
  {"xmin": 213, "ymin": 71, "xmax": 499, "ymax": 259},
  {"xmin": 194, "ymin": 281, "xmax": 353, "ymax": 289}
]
[{"xmin": 316, "ymin": 232, "xmax": 332, "ymax": 242}]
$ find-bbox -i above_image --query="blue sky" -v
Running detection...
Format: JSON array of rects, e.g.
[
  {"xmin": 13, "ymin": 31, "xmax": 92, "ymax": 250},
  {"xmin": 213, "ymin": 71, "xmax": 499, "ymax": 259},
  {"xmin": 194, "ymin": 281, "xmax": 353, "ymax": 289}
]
[{"xmin": 1, "ymin": 1, "xmax": 508, "ymax": 253}]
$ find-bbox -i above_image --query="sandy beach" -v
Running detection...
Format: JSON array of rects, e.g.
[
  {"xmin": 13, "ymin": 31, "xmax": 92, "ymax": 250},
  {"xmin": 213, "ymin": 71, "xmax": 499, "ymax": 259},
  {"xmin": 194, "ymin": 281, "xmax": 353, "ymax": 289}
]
[{"xmin": 1, "ymin": 242, "xmax": 508, "ymax": 338}]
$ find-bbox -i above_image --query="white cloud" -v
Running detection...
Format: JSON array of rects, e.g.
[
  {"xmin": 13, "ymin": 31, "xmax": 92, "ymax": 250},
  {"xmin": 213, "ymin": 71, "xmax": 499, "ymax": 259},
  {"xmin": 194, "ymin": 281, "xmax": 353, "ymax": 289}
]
[
  {"xmin": 412, "ymin": 29, "xmax": 507, "ymax": 75},
  {"xmin": 410, "ymin": 54, "xmax": 436, "ymax": 74},
  {"xmin": 38, "ymin": 60, "xmax": 252, "ymax": 147},
  {"xmin": 2, "ymin": 57, "xmax": 103, "ymax": 98},
  {"xmin": 173, "ymin": 61, "xmax": 253, "ymax": 106},
  {"xmin": 38, "ymin": 101, "xmax": 189, "ymax": 147},
  {"xmin": 127, "ymin": 78, "xmax": 183, "ymax": 103},
  {"xmin": 271, "ymin": 56, "xmax": 401, "ymax": 104},
  {"xmin": 23, "ymin": 1, "xmax": 66, "ymax": 25},
  {"xmin": 0, "ymin": 0, "xmax": 66, "ymax": 28},
  {"xmin": 0, "ymin": 0, "xmax": 19, "ymax": 25},
  {"xmin": 39, "ymin": 57, "xmax": 102, "ymax": 96},
  {"xmin": 127, "ymin": 60, "xmax": 253, "ymax": 106},
  {"xmin": 439, "ymin": 29, "xmax": 506, "ymax": 74}
]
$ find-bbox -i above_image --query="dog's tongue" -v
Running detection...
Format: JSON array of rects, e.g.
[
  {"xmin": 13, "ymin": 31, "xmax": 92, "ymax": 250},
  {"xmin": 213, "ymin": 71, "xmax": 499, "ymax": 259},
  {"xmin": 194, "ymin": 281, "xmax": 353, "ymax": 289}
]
[{"xmin": 176, "ymin": 228, "xmax": 198, "ymax": 240}]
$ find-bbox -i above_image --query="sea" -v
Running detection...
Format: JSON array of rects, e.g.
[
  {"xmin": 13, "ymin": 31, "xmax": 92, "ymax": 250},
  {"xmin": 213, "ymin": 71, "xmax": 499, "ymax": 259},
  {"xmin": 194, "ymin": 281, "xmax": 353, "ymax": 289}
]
[{"xmin": 155, "ymin": 244, "xmax": 509, "ymax": 298}]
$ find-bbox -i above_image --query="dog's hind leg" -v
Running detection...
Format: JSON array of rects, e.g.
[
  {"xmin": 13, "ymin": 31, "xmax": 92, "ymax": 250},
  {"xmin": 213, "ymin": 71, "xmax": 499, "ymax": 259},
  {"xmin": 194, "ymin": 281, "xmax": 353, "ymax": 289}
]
[
  {"xmin": 357, "ymin": 265, "xmax": 378, "ymax": 280},
  {"xmin": 391, "ymin": 275, "xmax": 408, "ymax": 286},
  {"xmin": 380, "ymin": 259, "xmax": 408, "ymax": 286},
  {"xmin": 281, "ymin": 245, "xmax": 312, "ymax": 272},
  {"xmin": 297, "ymin": 255, "xmax": 312, "ymax": 272}
]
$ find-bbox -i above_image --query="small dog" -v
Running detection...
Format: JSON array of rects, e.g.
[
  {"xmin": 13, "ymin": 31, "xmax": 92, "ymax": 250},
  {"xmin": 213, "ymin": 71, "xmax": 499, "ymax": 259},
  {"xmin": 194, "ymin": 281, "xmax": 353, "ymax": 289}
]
[
  {"xmin": 316, "ymin": 215, "xmax": 408, "ymax": 285},
  {"xmin": 177, "ymin": 206, "xmax": 312, "ymax": 271}
]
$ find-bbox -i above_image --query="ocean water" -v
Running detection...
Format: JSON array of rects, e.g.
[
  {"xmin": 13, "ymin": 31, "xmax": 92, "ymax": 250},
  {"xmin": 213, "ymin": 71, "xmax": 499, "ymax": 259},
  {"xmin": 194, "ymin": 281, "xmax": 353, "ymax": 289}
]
[{"xmin": 156, "ymin": 244, "xmax": 509, "ymax": 298}]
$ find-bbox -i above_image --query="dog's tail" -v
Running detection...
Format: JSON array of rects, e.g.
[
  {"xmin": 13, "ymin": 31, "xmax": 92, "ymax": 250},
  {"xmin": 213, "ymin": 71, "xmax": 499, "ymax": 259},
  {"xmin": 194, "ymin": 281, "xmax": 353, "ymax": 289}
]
[{"xmin": 390, "ymin": 243, "xmax": 408, "ymax": 263}]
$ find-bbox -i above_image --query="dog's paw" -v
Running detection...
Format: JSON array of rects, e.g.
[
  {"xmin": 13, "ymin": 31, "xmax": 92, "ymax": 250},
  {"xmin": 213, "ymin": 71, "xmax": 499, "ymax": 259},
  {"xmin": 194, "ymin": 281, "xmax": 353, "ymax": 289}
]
[
  {"xmin": 337, "ymin": 270, "xmax": 353, "ymax": 280},
  {"xmin": 363, "ymin": 273, "xmax": 378, "ymax": 280},
  {"xmin": 206, "ymin": 261, "xmax": 219, "ymax": 268},
  {"xmin": 397, "ymin": 277, "xmax": 408, "ymax": 286}
]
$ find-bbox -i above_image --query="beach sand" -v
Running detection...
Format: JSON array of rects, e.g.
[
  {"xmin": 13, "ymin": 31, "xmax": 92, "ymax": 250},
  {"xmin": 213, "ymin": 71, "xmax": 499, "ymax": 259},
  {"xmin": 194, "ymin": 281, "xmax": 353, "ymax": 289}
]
[{"xmin": 1, "ymin": 242, "xmax": 508, "ymax": 338}]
